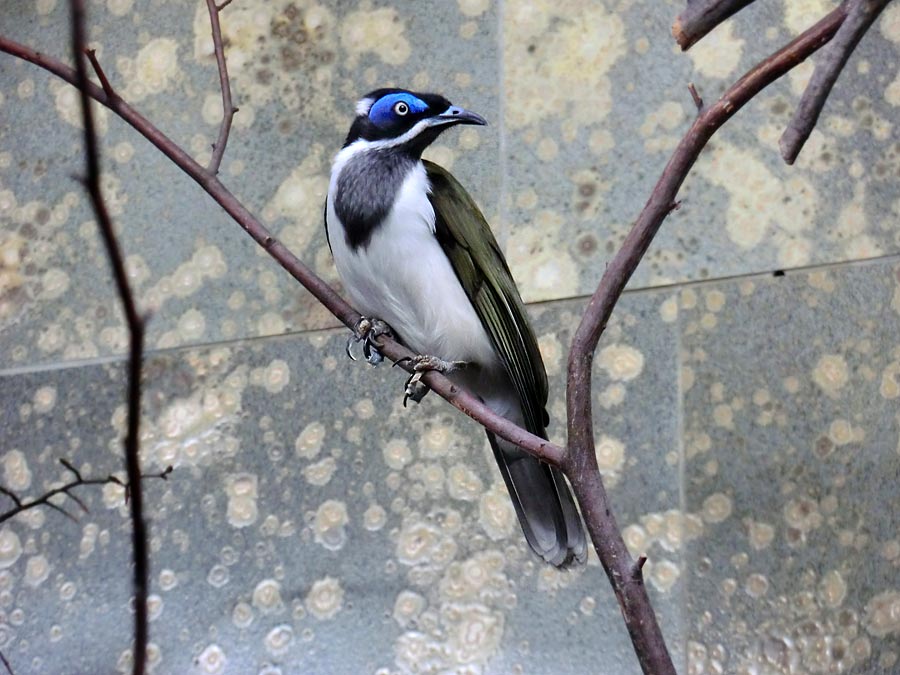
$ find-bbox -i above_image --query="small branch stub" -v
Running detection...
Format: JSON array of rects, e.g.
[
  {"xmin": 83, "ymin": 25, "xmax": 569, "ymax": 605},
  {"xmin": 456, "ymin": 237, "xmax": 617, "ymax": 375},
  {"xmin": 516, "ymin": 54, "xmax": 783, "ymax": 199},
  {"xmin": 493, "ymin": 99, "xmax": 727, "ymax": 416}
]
[
  {"xmin": 633, "ymin": 555, "xmax": 648, "ymax": 579},
  {"xmin": 84, "ymin": 48, "xmax": 115, "ymax": 98},
  {"xmin": 688, "ymin": 82, "xmax": 704, "ymax": 112}
]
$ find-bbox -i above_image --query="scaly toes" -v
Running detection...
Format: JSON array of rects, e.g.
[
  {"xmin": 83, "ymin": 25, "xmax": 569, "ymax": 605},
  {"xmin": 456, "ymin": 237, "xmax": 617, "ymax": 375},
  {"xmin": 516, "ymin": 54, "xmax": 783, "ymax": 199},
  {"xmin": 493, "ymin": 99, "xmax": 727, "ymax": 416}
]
[
  {"xmin": 399, "ymin": 355, "xmax": 469, "ymax": 406},
  {"xmin": 403, "ymin": 372, "xmax": 430, "ymax": 407},
  {"xmin": 412, "ymin": 355, "xmax": 467, "ymax": 374},
  {"xmin": 347, "ymin": 317, "xmax": 393, "ymax": 365}
]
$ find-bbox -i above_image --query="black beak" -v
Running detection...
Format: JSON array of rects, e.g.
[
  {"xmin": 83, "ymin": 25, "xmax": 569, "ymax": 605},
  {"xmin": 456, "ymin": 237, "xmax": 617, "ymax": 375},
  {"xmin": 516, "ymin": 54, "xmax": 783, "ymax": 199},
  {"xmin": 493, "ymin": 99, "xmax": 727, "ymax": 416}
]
[{"xmin": 433, "ymin": 105, "xmax": 488, "ymax": 126}]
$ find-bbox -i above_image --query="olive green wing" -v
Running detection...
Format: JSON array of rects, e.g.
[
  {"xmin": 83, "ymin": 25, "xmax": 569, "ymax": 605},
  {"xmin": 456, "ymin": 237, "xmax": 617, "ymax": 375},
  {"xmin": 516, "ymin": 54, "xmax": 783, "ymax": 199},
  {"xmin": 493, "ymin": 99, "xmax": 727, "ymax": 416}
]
[{"xmin": 424, "ymin": 160, "xmax": 549, "ymax": 435}]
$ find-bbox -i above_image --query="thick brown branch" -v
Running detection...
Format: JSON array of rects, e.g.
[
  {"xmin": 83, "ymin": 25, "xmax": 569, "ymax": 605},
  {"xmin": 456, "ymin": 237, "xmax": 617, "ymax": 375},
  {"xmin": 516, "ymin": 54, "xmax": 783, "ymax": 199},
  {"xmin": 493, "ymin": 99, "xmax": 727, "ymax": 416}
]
[
  {"xmin": 565, "ymin": 7, "xmax": 847, "ymax": 674},
  {"xmin": 205, "ymin": 0, "xmax": 237, "ymax": 175},
  {"xmin": 0, "ymin": 36, "xmax": 566, "ymax": 470},
  {"xmin": 672, "ymin": 0, "xmax": 758, "ymax": 50},
  {"xmin": 780, "ymin": 0, "xmax": 890, "ymax": 164},
  {"xmin": 69, "ymin": 2, "xmax": 149, "ymax": 673}
]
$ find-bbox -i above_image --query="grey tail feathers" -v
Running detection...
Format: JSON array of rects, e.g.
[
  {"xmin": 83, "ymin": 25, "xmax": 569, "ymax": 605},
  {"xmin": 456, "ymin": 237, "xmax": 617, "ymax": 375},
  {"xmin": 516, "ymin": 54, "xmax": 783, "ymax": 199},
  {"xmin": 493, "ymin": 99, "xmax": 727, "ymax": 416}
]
[{"xmin": 487, "ymin": 431, "xmax": 587, "ymax": 568}]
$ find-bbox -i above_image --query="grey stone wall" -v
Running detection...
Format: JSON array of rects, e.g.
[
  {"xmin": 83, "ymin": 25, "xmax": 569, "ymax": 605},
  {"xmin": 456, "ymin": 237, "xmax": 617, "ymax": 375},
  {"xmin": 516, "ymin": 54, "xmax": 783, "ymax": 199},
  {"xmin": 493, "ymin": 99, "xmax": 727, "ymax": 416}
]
[{"xmin": 0, "ymin": 1, "xmax": 898, "ymax": 673}]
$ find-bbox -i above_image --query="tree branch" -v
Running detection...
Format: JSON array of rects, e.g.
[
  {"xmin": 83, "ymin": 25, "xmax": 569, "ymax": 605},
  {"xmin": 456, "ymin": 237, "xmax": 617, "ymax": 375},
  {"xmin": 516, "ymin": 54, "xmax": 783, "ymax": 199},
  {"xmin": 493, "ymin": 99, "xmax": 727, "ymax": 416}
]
[
  {"xmin": 672, "ymin": 0, "xmax": 758, "ymax": 50},
  {"xmin": 69, "ymin": 1, "xmax": 150, "ymax": 673},
  {"xmin": 688, "ymin": 82, "xmax": 704, "ymax": 113},
  {"xmin": 564, "ymin": 7, "xmax": 847, "ymax": 674},
  {"xmin": 84, "ymin": 47, "xmax": 115, "ymax": 99},
  {"xmin": 0, "ymin": 459, "xmax": 171, "ymax": 526},
  {"xmin": 204, "ymin": 0, "xmax": 237, "ymax": 175},
  {"xmin": 0, "ymin": 648, "xmax": 13, "ymax": 675},
  {"xmin": 780, "ymin": 0, "xmax": 891, "ymax": 164},
  {"xmin": 0, "ymin": 36, "xmax": 565, "ymax": 470}
]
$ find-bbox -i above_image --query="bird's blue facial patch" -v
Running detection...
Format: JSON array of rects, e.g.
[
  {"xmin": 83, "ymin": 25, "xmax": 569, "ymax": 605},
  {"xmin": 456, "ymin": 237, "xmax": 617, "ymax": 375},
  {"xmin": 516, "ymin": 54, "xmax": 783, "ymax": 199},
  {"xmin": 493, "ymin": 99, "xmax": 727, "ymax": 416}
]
[{"xmin": 368, "ymin": 92, "xmax": 429, "ymax": 128}]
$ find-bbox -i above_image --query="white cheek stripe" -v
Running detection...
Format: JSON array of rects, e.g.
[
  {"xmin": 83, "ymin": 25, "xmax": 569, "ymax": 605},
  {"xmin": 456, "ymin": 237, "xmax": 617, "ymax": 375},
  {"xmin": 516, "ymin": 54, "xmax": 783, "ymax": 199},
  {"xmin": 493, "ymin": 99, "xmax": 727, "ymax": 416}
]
[{"xmin": 342, "ymin": 115, "xmax": 453, "ymax": 157}]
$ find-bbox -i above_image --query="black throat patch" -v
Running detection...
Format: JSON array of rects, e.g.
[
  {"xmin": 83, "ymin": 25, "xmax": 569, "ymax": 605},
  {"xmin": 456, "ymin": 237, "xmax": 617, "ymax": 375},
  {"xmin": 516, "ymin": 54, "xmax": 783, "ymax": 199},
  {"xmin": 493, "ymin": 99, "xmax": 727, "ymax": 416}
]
[{"xmin": 333, "ymin": 148, "xmax": 418, "ymax": 250}]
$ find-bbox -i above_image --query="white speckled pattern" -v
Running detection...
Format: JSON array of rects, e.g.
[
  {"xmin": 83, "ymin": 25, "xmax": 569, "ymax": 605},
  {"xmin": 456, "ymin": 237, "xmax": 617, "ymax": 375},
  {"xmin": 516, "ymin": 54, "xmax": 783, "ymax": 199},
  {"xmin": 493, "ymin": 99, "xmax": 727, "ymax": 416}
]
[{"xmin": 0, "ymin": 0, "xmax": 899, "ymax": 673}]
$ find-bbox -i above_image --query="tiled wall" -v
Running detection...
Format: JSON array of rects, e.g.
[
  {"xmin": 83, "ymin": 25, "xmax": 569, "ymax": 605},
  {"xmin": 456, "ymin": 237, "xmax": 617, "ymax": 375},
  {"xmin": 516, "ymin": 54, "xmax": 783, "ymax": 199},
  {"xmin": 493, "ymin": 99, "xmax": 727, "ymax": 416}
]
[{"xmin": 0, "ymin": 1, "xmax": 898, "ymax": 673}]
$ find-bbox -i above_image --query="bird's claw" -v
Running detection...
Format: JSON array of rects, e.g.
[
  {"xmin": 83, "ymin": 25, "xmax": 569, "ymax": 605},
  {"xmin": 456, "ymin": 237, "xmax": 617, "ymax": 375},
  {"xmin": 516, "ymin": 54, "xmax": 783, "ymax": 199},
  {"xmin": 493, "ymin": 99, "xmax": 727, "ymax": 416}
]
[
  {"xmin": 399, "ymin": 355, "xmax": 468, "ymax": 407},
  {"xmin": 346, "ymin": 317, "xmax": 392, "ymax": 366},
  {"xmin": 403, "ymin": 372, "xmax": 430, "ymax": 407}
]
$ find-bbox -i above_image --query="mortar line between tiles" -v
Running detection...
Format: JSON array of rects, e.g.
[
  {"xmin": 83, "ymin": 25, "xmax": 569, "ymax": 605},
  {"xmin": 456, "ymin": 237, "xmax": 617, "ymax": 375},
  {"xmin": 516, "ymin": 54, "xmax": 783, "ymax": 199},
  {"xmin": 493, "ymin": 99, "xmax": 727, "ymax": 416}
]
[
  {"xmin": 0, "ymin": 323, "xmax": 346, "ymax": 378},
  {"xmin": 524, "ymin": 251, "xmax": 900, "ymax": 310},
  {"xmin": 3, "ymin": 252, "xmax": 897, "ymax": 378}
]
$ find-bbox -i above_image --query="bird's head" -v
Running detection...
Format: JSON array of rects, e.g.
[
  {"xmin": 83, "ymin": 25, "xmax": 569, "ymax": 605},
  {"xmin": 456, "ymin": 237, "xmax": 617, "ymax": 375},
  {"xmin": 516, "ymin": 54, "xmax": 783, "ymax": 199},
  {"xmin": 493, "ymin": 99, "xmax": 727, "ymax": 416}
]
[{"xmin": 343, "ymin": 89, "xmax": 486, "ymax": 156}]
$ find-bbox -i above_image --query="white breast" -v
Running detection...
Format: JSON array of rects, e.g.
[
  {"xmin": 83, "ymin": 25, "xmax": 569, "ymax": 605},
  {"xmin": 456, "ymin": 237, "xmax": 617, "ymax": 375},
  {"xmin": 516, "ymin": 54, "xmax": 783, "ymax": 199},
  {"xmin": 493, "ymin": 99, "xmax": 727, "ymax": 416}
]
[{"xmin": 326, "ymin": 155, "xmax": 499, "ymax": 371}]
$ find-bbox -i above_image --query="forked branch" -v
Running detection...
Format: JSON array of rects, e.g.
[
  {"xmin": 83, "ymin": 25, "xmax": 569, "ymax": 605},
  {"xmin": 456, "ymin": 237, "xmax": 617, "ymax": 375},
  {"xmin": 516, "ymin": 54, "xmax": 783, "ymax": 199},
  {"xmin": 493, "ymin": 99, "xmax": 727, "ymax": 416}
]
[
  {"xmin": 205, "ymin": 0, "xmax": 238, "ymax": 174},
  {"xmin": 673, "ymin": 0, "xmax": 890, "ymax": 165},
  {"xmin": 565, "ymin": 7, "xmax": 846, "ymax": 673},
  {"xmin": 0, "ymin": 459, "xmax": 172, "ymax": 525},
  {"xmin": 780, "ymin": 0, "xmax": 892, "ymax": 163}
]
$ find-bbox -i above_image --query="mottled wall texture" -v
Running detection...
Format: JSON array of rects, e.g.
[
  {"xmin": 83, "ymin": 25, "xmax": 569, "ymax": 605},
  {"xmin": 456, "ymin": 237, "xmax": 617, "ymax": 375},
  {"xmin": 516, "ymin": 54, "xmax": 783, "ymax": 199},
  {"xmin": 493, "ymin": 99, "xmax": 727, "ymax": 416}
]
[{"xmin": 0, "ymin": 0, "xmax": 899, "ymax": 673}]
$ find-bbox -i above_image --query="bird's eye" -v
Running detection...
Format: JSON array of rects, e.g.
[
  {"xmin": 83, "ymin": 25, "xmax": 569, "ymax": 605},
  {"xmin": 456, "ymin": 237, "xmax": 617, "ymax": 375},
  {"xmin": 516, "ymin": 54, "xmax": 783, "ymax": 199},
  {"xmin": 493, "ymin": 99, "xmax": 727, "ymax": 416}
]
[{"xmin": 393, "ymin": 101, "xmax": 409, "ymax": 116}]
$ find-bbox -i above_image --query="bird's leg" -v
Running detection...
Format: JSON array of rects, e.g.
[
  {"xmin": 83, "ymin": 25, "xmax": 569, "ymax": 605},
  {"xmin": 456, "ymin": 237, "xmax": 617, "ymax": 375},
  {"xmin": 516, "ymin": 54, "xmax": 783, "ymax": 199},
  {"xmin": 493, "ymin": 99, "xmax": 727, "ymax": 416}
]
[
  {"xmin": 346, "ymin": 317, "xmax": 392, "ymax": 366},
  {"xmin": 396, "ymin": 355, "xmax": 468, "ymax": 407}
]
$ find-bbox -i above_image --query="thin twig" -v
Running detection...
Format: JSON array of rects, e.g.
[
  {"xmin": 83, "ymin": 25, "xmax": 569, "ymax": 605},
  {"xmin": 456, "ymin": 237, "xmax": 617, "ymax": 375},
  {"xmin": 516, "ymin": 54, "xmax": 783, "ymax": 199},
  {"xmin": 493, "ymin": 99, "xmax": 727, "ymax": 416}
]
[
  {"xmin": 633, "ymin": 555, "xmax": 648, "ymax": 579},
  {"xmin": 0, "ymin": 647, "xmax": 14, "ymax": 675},
  {"xmin": 84, "ymin": 48, "xmax": 115, "ymax": 99},
  {"xmin": 0, "ymin": 460, "xmax": 172, "ymax": 525},
  {"xmin": 564, "ymin": 8, "xmax": 847, "ymax": 674},
  {"xmin": 672, "ymin": 0, "xmax": 758, "ymax": 50},
  {"xmin": 0, "ymin": 487, "xmax": 22, "ymax": 507},
  {"xmin": 69, "ymin": 2, "xmax": 149, "ymax": 673},
  {"xmin": 780, "ymin": 0, "xmax": 890, "ymax": 164},
  {"xmin": 688, "ymin": 82, "xmax": 704, "ymax": 112},
  {"xmin": 205, "ymin": 0, "xmax": 237, "ymax": 175}
]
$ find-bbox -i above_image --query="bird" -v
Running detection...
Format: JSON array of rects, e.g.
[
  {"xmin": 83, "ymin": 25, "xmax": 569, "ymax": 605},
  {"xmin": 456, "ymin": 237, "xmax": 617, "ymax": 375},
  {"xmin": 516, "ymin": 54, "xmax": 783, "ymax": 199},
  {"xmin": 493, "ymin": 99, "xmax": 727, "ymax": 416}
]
[{"xmin": 325, "ymin": 88, "xmax": 586, "ymax": 567}]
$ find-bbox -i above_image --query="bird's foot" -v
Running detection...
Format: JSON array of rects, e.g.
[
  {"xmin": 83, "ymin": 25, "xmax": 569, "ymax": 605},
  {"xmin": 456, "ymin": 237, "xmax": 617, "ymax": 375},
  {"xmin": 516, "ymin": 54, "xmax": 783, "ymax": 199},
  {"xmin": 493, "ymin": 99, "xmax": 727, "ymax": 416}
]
[
  {"xmin": 394, "ymin": 355, "xmax": 468, "ymax": 407},
  {"xmin": 346, "ymin": 317, "xmax": 392, "ymax": 366}
]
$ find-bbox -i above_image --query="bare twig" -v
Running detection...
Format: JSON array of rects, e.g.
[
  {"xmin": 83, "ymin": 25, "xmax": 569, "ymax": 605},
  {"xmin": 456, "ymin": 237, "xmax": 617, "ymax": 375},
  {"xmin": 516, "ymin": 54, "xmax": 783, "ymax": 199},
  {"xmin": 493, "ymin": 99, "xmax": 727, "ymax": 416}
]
[
  {"xmin": 0, "ymin": 648, "xmax": 14, "ymax": 675},
  {"xmin": 633, "ymin": 554, "xmax": 648, "ymax": 577},
  {"xmin": 205, "ymin": 0, "xmax": 237, "ymax": 175},
  {"xmin": 69, "ymin": 2, "xmax": 149, "ymax": 673},
  {"xmin": 673, "ymin": 0, "xmax": 758, "ymax": 50},
  {"xmin": 0, "ymin": 459, "xmax": 172, "ymax": 525},
  {"xmin": 780, "ymin": 0, "xmax": 891, "ymax": 164},
  {"xmin": 84, "ymin": 48, "xmax": 114, "ymax": 99},
  {"xmin": 688, "ymin": 82, "xmax": 704, "ymax": 112},
  {"xmin": 0, "ymin": 487, "xmax": 21, "ymax": 508},
  {"xmin": 565, "ymin": 8, "xmax": 847, "ymax": 674}
]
